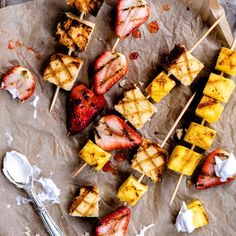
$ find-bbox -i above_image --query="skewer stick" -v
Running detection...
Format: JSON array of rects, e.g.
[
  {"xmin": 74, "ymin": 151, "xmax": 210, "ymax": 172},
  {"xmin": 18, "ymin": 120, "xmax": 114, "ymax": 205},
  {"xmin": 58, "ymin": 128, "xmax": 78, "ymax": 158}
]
[
  {"xmin": 73, "ymin": 162, "xmax": 88, "ymax": 178},
  {"xmin": 188, "ymin": 14, "xmax": 225, "ymax": 54},
  {"xmin": 169, "ymin": 119, "xmax": 205, "ymax": 206},
  {"xmin": 137, "ymin": 93, "xmax": 196, "ymax": 183},
  {"xmin": 112, "ymin": 38, "xmax": 120, "ymax": 51}
]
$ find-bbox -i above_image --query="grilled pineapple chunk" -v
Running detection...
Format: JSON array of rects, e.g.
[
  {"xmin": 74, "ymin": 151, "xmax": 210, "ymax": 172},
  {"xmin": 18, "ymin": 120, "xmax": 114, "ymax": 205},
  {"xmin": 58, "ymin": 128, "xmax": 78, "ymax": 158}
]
[
  {"xmin": 167, "ymin": 145, "xmax": 202, "ymax": 176},
  {"xmin": 114, "ymin": 87, "xmax": 156, "ymax": 129},
  {"xmin": 67, "ymin": 0, "xmax": 104, "ymax": 16},
  {"xmin": 187, "ymin": 200, "xmax": 208, "ymax": 229},
  {"xmin": 79, "ymin": 140, "xmax": 111, "ymax": 170},
  {"xmin": 184, "ymin": 122, "xmax": 216, "ymax": 150},
  {"xmin": 145, "ymin": 71, "xmax": 176, "ymax": 102},
  {"xmin": 117, "ymin": 175, "xmax": 148, "ymax": 206},
  {"xmin": 215, "ymin": 47, "xmax": 236, "ymax": 76},
  {"xmin": 43, "ymin": 53, "xmax": 83, "ymax": 91},
  {"xmin": 131, "ymin": 140, "xmax": 168, "ymax": 183},
  {"xmin": 203, "ymin": 73, "xmax": 235, "ymax": 103},
  {"xmin": 164, "ymin": 44, "xmax": 204, "ymax": 86},
  {"xmin": 56, "ymin": 12, "xmax": 95, "ymax": 51},
  {"xmin": 195, "ymin": 95, "xmax": 224, "ymax": 123},
  {"xmin": 69, "ymin": 185, "xmax": 100, "ymax": 217}
]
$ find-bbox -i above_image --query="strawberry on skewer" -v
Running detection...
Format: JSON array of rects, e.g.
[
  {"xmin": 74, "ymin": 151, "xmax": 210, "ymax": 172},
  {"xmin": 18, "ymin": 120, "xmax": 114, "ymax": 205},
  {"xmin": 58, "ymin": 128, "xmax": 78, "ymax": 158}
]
[
  {"xmin": 67, "ymin": 84, "xmax": 106, "ymax": 134},
  {"xmin": 1, "ymin": 65, "xmax": 35, "ymax": 102},
  {"xmin": 95, "ymin": 206, "xmax": 131, "ymax": 236},
  {"xmin": 94, "ymin": 51, "xmax": 128, "ymax": 95}
]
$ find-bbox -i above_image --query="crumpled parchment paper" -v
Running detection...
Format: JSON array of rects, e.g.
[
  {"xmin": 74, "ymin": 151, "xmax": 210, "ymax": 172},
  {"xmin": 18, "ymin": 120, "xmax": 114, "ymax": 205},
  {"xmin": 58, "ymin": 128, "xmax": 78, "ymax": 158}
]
[{"xmin": 0, "ymin": 0, "xmax": 235, "ymax": 235}]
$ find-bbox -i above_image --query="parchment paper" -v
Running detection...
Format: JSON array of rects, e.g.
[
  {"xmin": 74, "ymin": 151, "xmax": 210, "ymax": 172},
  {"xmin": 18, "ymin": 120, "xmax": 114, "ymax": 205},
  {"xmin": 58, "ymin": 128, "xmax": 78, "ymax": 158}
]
[{"xmin": 0, "ymin": 0, "xmax": 235, "ymax": 235}]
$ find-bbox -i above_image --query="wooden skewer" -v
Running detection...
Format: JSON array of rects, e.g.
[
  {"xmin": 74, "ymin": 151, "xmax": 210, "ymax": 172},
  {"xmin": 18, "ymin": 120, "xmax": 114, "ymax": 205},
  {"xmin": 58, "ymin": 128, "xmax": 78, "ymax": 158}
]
[
  {"xmin": 112, "ymin": 38, "xmax": 120, "ymax": 51},
  {"xmin": 169, "ymin": 119, "xmax": 205, "ymax": 206},
  {"xmin": 137, "ymin": 93, "xmax": 196, "ymax": 183},
  {"xmin": 188, "ymin": 14, "xmax": 225, "ymax": 54},
  {"xmin": 73, "ymin": 162, "xmax": 88, "ymax": 178}
]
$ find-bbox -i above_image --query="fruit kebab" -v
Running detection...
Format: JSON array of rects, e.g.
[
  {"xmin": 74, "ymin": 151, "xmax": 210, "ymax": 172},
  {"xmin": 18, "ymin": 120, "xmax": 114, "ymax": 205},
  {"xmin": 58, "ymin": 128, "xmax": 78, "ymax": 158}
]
[
  {"xmin": 168, "ymin": 38, "xmax": 236, "ymax": 206},
  {"xmin": 44, "ymin": 0, "xmax": 104, "ymax": 112},
  {"xmin": 145, "ymin": 15, "xmax": 225, "ymax": 103}
]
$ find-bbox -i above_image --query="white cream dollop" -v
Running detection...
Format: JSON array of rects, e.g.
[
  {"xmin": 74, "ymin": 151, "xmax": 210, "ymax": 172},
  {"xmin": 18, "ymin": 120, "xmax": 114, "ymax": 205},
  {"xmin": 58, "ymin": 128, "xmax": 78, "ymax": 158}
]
[
  {"xmin": 136, "ymin": 224, "xmax": 155, "ymax": 236},
  {"xmin": 175, "ymin": 202, "xmax": 195, "ymax": 233},
  {"xmin": 214, "ymin": 152, "xmax": 236, "ymax": 182}
]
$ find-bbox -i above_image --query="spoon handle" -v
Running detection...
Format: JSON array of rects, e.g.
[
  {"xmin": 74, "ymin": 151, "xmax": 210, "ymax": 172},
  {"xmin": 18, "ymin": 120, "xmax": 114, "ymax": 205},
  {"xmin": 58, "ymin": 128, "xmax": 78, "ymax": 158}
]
[{"xmin": 26, "ymin": 189, "xmax": 64, "ymax": 236}]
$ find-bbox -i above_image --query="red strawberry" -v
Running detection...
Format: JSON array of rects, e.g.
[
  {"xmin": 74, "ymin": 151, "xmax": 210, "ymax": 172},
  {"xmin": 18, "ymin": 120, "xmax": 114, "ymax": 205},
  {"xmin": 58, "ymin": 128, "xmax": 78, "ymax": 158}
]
[
  {"xmin": 196, "ymin": 149, "xmax": 235, "ymax": 190},
  {"xmin": 115, "ymin": 0, "xmax": 150, "ymax": 38},
  {"xmin": 94, "ymin": 51, "xmax": 128, "ymax": 95},
  {"xmin": 95, "ymin": 206, "xmax": 131, "ymax": 236},
  {"xmin": 1, "ymin": 65, "xmax": 35, "ymax": 102},
  {"xmin": 94, "ymin": 114, "xmax": 143, "ymax": 151},
  {"xmin": 67, "ymin": 84, "xmax": 107, "ymax": 134}
]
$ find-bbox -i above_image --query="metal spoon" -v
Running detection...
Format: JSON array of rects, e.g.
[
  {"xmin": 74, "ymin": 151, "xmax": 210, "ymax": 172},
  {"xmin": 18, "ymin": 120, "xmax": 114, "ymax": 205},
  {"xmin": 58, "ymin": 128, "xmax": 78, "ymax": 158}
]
[{"xmin": 3, "ymin": 151, "xmax": 64, "ymax": 236}]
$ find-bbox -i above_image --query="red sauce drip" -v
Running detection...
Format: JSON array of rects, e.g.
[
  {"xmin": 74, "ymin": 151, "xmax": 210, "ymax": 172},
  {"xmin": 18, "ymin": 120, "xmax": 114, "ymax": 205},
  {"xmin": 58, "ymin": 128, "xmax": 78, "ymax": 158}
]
[
  {"xmin": 114, "ymin": 152, "xmax": 126, "ymax": 162},
  {"xmin": 163, "ymin": 4, "xmax": 170, "ymax": 11},
  {"xmin": 8, "ymin": 40, "xmax": 15, "ymax": 49},
  {"xmin": 148, "ymin": 21, "xmax": 160, "ymax": 33},
  {"xmin": 129, "ymin": 52, "xmax": 139, "ymax": 60},
  {"xmin": 102, "ymin": 161, "xmax": 118, "ymax": 175},
  {"xmin": 132, "ymin": 29, "xmax": 141, "ymax": 38}
]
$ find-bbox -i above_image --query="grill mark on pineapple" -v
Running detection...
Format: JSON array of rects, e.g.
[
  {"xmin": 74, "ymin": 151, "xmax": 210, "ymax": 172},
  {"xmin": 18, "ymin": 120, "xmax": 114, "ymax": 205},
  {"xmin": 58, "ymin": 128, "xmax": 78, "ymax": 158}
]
[{"xmin": 198, "ymin": 99, "xmax": 218, "ymax": 109}]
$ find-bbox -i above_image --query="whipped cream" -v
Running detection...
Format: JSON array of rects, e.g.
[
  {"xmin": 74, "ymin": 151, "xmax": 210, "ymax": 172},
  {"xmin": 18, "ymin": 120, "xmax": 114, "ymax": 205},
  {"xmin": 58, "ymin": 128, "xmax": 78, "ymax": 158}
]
[
  {"xmin": 7, "ymin": 87, "xmax": 20, "ymax": 99},
  {"xmin": 214, "ymin": 152, "xmax": 236, "ymax": 182},
  {"xmin": 136, "ymin": 224, "xmax": 155, "ymax": 236},
  {"xmin": 5, "ymin": 132, "xmax": 13, "ymax": 146},
  {"xmin": 175, "ymin": 202, "xmax": 195, "ymax": 233},
  {"xmin": 30, "ymin": 95, "xmax": 39, "ymax": 119}
]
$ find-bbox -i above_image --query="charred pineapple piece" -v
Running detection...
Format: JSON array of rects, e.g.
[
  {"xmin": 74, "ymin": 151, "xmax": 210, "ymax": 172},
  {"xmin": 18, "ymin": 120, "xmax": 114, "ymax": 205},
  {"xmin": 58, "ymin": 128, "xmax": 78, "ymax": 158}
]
[
  {"xmin": 67, "ymin": 0, "xmax": 104, "ymax": 16},
  {"xmin": 203, "ymin": 73, "xmax": 235, "ymax": 103},
  {"xmin": 215, "ymin": 47, "xmax": 236, "ymax": 76},
  {"xmin": 131, "ymin": 139, "xmax": 168, "ymax": 183},
  {"xmin": 79, "ymin": 140, "xmax": 111, "ymax": 170},
  {"xmin": 56, "ymin": 12, "xmax": 95, "ymax": 51},
  {"xmin": 167, "ymin": 145, "xmax": 202, "ymax": 176},
  {"xmin": 195, "ymin": 95, "xmax": 224, "ymax": 123},
  {"xmin": 145, "ymin": 71, "xmax": 176, "ymax": 102},
  {"xmin": 163, "ymin": 44, "xmax": 204, "ymax": 86},
  {"xmin": 117, "ymin": 175, "xmax": 148, "ymax": 206},
  {"xmin": 69, "ymin": 185, "xmax": 100, "ymax": 217},
  {"xmin": 43, "ymin": 53, "xmax": 83, "ymax": 91},
  {"xmin": 184, "ymin": 122, "xmax": 216, "ymax": 150},
  {"xmin": 187, "ymin": 200, "xmax": 208, "ymax": 229},
  {"xmin": 114, "ymin": 87, "xmax": 156, "ymax": 129}
]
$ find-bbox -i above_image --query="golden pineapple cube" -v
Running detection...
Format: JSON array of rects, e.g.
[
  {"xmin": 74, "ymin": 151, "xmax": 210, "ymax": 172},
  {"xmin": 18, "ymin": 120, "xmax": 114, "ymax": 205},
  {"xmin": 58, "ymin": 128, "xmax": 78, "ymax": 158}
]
[
  {"xmin": 79, "ymin": 140, "xmax": 111, "ymax": 170},
  {"xmin": 167, "ymin": 145, "xmax": 202, "ymax": 176},
  {"xmin": 69, "ymin": 185, "xmax": 100, "ymax": 217},
  {"xmin": 215, "ymin": 47, "xmax": 236, "ymax": 76},
  {"xmin": 164, "ymin": 44, "xmax": 204, "ymax": 86},
  {"xmin": 117, "ymin": 175, "xmax": 148, "ymax": 206},
  {"xmin": 195, "ymin": 95, "xmax": 224, "ymax": 123},
  {"xmin": 131, "ymin": 140, "xmax": 168, "ymax": 183},
  {"xmin": 187, "ymin": 200, "xmax": 208, "ymax": 229},
  {"xmin": 43, "ymin": 53, "xmax": 84, "ymax": 91},
  {"xmin": 203, "ymin": 73, "xmax": 235, "ymax": 103},
  {"xmin": 145, "ymin": 71, "xmax": 176, "ymax": 102},
  {"xmin": 184, "ymin": 122, "xmax": 216, "ymax": 150},
  {"xmin": 115, "ymin": 87, "xmax": 156, "ymax": 129},
  {"xmin": 56, "ymin": 12, "xmax": 95, "ymax": 51}
]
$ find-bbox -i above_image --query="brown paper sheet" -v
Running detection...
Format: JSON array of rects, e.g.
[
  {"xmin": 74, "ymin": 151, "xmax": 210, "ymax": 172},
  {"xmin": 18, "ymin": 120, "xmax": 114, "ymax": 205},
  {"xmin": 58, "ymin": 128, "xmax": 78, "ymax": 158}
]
[{"xmin": 0, "ymin": 0, "xmax": 235, "ymax": 235}]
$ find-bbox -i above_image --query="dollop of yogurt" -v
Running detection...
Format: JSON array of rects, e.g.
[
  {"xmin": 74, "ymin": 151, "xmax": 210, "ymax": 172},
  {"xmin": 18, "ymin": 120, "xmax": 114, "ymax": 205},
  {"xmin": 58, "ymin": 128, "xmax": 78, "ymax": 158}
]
[
  {"xmin": 214, "ymin": 152, "xmax": 236, "ymax": 182},
  {"xmin": 175, "ymin": 202, "xmax": 195, "ymax": 233}
]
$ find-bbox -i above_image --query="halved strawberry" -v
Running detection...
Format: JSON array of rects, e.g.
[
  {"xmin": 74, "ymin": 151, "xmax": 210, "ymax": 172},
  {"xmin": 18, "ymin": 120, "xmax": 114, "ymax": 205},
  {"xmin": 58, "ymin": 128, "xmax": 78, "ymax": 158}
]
[
  {"xmin": 1, "ymin": 65, "xmax": 35, "ymax": 102},
  {"xmin": 95, "ymin": 206, "xmax": 131, "ymax": 236},
  {"xmin": 115, "ymin": 0, "xmax": 150, "ymax": 38},
  {"xmin": 94, "ymin": 114, "xmax": 143, "ymax": 151},
  {"xmin": 67, "ymin": 84, "xmax": 107, "ymax": 134},
  {"xmin": 94, "ymin": 51, "xmax": 128, "ymax": 95},
  {"xmin": 196, "ymin": 149, "xmax": 235, "ymax": 190}
]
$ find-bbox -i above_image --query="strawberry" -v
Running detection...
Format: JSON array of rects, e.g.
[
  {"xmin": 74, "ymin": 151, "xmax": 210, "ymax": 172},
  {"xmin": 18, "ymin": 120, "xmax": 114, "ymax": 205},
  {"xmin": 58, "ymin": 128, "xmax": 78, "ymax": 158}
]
[
  {"xmin": 115, "ymin": 0, "xmax": 150, "ymax": 38},
  {"xmin": 67, "ymin": 84, "xmax": 107, "ymax": 134},
  {"xmin": 94, "ymin": 114, "xmax": 143, "ymax": 151},
  {"xmin": 95, "ymin": 206, "xmax": 131, "ymax": 236},
  {"xmin": 196, "ymin": 149, "xmax": 235, "ymax": 190},
  {"xmin": 1, "ymin": 65, "xmax": 35, "ymax": 102},
  {"xmin": 94, "ymin": 51, "xmax": 128, "ymax": 95}
]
